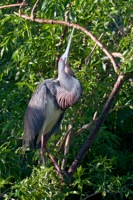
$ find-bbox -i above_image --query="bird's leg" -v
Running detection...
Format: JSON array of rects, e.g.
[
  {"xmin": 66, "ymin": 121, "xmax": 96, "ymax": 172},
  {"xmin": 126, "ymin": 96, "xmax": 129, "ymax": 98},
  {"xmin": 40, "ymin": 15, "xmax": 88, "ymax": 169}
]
[
  {"xmin": 41, "ymin": 134, "xmax": 63, "ymax": 179},
  {"xmin": 40, "ymin": 134, "xmax": 46, "ymax": 165},
  {"xmin": 43, "ymin": 138, "xmax": 63, "ymax": 179}
]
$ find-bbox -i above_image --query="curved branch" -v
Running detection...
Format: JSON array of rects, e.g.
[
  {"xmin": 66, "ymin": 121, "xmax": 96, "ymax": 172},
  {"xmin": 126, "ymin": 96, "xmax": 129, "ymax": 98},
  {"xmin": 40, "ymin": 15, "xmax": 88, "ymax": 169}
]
[{"xmin": 14, "ymin": 12, "xmax": 119, "ymax": 74}]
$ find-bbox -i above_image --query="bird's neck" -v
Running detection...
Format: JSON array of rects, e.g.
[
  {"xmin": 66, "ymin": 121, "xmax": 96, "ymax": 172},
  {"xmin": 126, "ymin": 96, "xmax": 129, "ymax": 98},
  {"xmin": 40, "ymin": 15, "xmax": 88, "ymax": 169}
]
[
  {"xmin": 58, "ymin": 64, "xmax": 72, "ymax": 89},
  {"xmin": 58, "ymin": 60, "xmax": 69, "ymax": 78}
]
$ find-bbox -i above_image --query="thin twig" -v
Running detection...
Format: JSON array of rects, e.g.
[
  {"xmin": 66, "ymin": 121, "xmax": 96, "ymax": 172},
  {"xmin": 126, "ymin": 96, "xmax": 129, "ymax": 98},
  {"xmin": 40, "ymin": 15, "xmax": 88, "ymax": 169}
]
[
  {"xmin": 86, "ymin": 33, "xmax": 104, "ymax": 65},
  {"xmin": 19, "ymin": 0, "xmax": 26, "ymax": 15},
  {"xmin": 109, "ymin": 14, "xmax": 126, "ymax": 36},
  {"xmin": 73, "ymin": 121, "xmax": 95, "ymax": 137},
  {"xmin": 65, "ymin": 3, "xmax": 71, "ymax": 22},
  {"xmin": 0, "ymin": 187, "xmax": 12, "ymax": 198},
  {"xmin": 109, "ymin": 104, "xmax": 132, "ymax": 113},
  {"xmin": 0, "ymin": 2, "xmax": 28, "ymax": 9},
  {"xmin": 58, "ymin": 126, "xmax": 71, "ymax": 153},
  {"xmin": 82, "ymin": 192, "xmax": 101, "ymax": 200},
  {"xmin": 30, "ymin": 0, "xmax": 40, "ymax": 19},
  {"xmin": 73, "ymin": 102, "xmax": 132, "ymax": 138},
  {"xmin": 61, "ymin": 124, "xmax": 73, "ymax": 170},
  {"xmin": 112, "ymin": 52, "xmax": 125, "ymax": 61}
]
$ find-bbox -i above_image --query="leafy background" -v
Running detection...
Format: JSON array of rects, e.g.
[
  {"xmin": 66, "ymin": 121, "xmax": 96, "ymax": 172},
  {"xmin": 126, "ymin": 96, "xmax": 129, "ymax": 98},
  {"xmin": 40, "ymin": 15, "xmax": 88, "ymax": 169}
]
[{"xmin": 0, "ymin": 0, "xmax": 133, "ymax": 199}]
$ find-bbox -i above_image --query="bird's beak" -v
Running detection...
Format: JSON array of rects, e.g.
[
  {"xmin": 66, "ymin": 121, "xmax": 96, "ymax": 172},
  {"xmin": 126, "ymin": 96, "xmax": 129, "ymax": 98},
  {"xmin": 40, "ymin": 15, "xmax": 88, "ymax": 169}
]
[{"xmin": 61, "ymin": 28, "xmax": 74, "ymax": 64}]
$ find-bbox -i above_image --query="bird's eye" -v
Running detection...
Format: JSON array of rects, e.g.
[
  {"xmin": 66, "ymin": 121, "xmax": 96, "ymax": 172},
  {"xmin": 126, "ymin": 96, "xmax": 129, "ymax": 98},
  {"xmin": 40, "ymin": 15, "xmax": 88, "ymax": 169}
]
[{"xmin": 60, "ymin": 58, "xmax": 64, "ymax": 62}]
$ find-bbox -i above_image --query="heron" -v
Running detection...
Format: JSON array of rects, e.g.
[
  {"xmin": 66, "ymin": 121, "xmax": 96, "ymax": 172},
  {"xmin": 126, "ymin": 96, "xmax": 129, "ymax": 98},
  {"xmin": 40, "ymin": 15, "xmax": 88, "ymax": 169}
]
[{"xmin": 23, "ymin": 28, "xmax": 82, "ymax": 168}]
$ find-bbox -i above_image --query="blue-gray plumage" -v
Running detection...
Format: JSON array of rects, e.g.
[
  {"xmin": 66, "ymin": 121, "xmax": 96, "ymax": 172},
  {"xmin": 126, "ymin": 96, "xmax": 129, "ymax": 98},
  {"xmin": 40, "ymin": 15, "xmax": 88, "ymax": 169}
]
[{"xmin": 23, "ymin": 28, "xmax": 82, "ymax": 165}]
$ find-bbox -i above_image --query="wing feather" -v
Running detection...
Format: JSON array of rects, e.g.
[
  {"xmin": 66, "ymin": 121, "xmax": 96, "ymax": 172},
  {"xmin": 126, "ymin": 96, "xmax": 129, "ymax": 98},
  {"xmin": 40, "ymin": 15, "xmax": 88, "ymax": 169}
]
[{"xmin": 23, "ymin": 79, "xmax": 54, "ymax": 148}]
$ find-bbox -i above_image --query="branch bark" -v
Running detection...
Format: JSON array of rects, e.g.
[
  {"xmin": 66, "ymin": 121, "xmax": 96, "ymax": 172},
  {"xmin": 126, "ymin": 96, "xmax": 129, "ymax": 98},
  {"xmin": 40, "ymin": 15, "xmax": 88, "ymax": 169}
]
[
  {"xmin": 0, "ymin": 3, "xmax": 28, "ymax": 9},
  {"xmin": 67, "ymin": 74, "xmax": 126, "ymax": 178}
]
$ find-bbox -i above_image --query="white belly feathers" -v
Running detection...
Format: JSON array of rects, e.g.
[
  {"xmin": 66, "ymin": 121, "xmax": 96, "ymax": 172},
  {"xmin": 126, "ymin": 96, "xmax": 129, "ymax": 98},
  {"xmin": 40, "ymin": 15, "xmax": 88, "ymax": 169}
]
[{"xmin": 37, "ymin": 94, "xmax": 63, "ymax": 143}]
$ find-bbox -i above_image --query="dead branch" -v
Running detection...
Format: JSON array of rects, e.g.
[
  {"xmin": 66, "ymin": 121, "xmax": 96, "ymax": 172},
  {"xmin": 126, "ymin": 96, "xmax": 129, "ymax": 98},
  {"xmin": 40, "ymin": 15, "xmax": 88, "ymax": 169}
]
[
  {"xmin": 14, "ymin": 12, "xmax": 120, "ymax": 74},
  {"xmin": 0, "ymin": 2, "xmax": 28, "ymax": 9}
]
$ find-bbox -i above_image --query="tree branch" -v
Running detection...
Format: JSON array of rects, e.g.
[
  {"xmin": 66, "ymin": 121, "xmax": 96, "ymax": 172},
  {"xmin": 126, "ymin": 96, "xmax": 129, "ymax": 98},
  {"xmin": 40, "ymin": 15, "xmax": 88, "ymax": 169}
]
[
  {"xmin": 109, "ymin": 14, "xmax": 126, "ymax": 36},
  {"xmin": 74, "ymin": 102, "xmax": 132, "ymax": 137},
  {"xmin": 0, "ymin": 3, "xmax": 28, "ymax": 9},
  {"xmin": 14, "ymin": 12, "xmax": 120, "ymax": 74},
  {"xmin": 67, "ymin": 74, "xmax": 126, "ymax": 178},
  {"xmin": 30, "ymin": 0, "xmax": 40, "ymax": 19},
  {"xmin": 85, "ymin": 33, "xmax": 104, "ymax": 65},
  {"xmin": 61, "ymin": 124, "xmax": 73, "ymax": 170},
  {"xmin": 18, "ymin": 0, "xmax": 27, "ymax": 15},
  {"xmin": 82, "ymin": 192, "xmax": 101, "ymax": 200},
  {"xmin": 109, "ymin": 104, "xmax": 132, "ymax": 113}
]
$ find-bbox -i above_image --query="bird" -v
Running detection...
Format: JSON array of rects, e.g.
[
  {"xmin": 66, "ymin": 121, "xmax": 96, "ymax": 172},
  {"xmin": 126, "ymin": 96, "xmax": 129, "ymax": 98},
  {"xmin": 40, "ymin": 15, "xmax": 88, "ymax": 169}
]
[{"xmin": 23, "ymin": 28, "xmax": 82, "ymax": 167}]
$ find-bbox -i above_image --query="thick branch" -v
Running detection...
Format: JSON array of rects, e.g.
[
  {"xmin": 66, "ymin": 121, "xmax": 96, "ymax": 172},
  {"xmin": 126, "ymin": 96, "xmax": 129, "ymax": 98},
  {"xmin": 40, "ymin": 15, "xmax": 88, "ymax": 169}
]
[
  {"xmin": 67, "ymin": 74, "xmax": 126, "ymax": 178},
  {"xmin": 14, "ymin": 13, "xmax": 119, "ymax": 74}
]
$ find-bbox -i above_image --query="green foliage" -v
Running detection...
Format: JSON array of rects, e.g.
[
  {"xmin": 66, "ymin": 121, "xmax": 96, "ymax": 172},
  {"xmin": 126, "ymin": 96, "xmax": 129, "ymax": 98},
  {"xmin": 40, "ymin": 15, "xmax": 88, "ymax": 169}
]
[
  {"xmin": 4, "ymin": 166, "xmax": 67, "ymax": 200},
  {"xmin": 0, "ymin": 0, "xmax": 133, "ymax": 199},
  {"xmin": 69, "ymin": 158, "xmax": 133, "ymax": 200}
]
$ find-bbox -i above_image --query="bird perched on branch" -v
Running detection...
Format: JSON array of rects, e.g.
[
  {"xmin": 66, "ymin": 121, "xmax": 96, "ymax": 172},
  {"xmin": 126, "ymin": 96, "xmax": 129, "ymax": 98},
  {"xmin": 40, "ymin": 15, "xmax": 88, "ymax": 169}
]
[{"xmin": 23, "ymin": 28, "xmax": 82, "ymax": 165}]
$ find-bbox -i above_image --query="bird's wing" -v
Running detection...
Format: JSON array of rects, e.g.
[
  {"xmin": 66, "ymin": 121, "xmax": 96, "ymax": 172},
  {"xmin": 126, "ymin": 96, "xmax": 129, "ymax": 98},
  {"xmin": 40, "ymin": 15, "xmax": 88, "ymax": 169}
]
[{"xmin": 23, "ymin": 79, "xmax": 55, "ymax": 148}]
